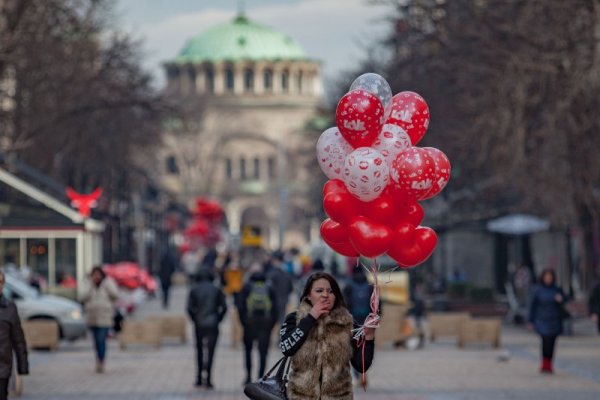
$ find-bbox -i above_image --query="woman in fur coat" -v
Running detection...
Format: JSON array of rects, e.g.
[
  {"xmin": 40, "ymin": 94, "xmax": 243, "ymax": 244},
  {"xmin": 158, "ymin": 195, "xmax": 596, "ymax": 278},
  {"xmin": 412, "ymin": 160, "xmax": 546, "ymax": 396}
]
[{"xmin": 279, "ymin": 272, "xmax": 375, "ymax": 400}]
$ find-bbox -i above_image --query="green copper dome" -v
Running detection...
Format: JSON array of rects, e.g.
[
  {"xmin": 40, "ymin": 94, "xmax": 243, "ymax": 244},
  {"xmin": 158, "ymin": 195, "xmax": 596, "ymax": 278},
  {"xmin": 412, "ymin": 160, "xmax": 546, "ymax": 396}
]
[{"xmin": 172, "ymin": 15, "xmax": 308, "ymax": 63}]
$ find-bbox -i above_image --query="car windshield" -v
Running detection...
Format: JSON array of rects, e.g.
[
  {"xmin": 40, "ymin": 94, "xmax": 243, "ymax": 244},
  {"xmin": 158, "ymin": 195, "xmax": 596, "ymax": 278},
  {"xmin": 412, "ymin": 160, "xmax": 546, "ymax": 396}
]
[{"xmin": 6, "ymin": 275, "xmax": 41, "ymax": 299}]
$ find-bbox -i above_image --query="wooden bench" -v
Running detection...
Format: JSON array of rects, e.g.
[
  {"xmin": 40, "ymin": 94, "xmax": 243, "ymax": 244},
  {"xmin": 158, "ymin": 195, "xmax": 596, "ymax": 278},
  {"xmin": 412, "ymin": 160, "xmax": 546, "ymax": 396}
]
[
  {"xmin": 118, "ymin": 320, "xmax": 162, "ymax": 350},
  {"xmin": 375, "ymin": 304, "xmax": 411, "ymax": 347},
  {"xmin": 458, "ymin": 317, "xmax": 501, "ymax": 348},
  {"xmin": 22, "ymin": 320, "xmax": 60, "ymax": 351},
  {"xmin": 428, "ymin": 312, "xmax": 470, "ymax": 342},
  {"xmin": 148, "ymin": 315, "xmax": 187, "ymax": 344}
]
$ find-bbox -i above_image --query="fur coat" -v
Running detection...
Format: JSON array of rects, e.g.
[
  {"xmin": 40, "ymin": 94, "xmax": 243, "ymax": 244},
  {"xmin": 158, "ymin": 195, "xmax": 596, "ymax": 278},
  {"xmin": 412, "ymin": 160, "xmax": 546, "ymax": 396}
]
[{"xmin": 288, "ymin": 299, "xmax": 354, "ymax": 400}]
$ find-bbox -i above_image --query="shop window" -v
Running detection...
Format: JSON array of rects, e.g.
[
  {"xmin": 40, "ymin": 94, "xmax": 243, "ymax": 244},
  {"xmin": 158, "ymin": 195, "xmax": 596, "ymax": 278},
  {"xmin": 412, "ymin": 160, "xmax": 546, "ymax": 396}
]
[
  {"xmin": 55, "ymin": 239, "xmax": 76, "ymax": 291},
  {"xmin": 27, "ymin": 238, "xmax": 49, "ymax": 285},
  {"xmin": 0, "ymin": 238, "xmax": 20, "ymax": 267}
]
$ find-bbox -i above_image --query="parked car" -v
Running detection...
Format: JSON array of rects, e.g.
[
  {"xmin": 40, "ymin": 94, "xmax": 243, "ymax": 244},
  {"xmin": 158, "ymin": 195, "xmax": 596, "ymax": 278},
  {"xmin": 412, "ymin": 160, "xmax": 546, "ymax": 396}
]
[{"xmin": 2, "ymin": 273, "xmax": 87, "ymax": 341}]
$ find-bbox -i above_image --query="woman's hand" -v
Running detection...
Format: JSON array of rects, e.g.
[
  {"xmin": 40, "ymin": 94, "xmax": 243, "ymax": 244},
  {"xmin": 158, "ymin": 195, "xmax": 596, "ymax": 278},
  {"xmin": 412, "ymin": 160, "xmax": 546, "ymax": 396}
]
[
  {"xmin": 309, "ymin": 301, "xmax": 330, "ymax": 319},
  {"xmin": 527, "ymin": 323, "xmax": 534, "ymax": 331},
  {"xmin": 364, "ymin": 327, "xmax": 375, "ymax": 340},
  {"xmin": 554, "ymin": 294, "xmax": 563, "ymax": 303}
]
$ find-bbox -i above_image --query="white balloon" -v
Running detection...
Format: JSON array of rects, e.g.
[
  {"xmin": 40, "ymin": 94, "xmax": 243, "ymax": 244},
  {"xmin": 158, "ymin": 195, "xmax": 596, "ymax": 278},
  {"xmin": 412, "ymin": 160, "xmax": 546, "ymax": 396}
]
[
  {"xmin": 350, "ymin": 73, "xmax": 393, "ymax": 120},
  {"xmin": 371, "ymin": 124, "xmax": 412, "ymax": 166},
  {"xmin": 342, "ymin": 147, "xmax": 389, "ymax": 202},
  {"xmin": 316, "ymin": 127, "xmax": 353, "ymax": 179}
]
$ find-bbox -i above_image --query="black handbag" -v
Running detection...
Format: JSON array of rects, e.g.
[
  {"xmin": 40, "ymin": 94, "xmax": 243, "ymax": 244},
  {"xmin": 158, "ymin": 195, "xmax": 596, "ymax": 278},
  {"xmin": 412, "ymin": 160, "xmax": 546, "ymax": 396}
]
[{"xmin": 243, "ymin": 356, "xmax": 290, "ymax": 400}]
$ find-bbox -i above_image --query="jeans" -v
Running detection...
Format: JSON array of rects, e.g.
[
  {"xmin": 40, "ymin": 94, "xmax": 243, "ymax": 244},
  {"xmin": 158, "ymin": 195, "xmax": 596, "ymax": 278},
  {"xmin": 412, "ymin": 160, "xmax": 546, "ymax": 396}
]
[
  {"xmin": 243, "ymin": 327, "xmax": 272, "ymax": 380},
  {"xmin": 541, "ymin": 335, "xmax": 557, "ymax": 359},
  {"xmin": 194, "ymin": 326, "xmax": 219, "ymax": 382},
  {"xmin": 90, "ymin": 327, "xmax": 109, "ymax": 362},
  {"xmin": 0, "ymin": 378, "xmax": 8, "ymax": 400}
]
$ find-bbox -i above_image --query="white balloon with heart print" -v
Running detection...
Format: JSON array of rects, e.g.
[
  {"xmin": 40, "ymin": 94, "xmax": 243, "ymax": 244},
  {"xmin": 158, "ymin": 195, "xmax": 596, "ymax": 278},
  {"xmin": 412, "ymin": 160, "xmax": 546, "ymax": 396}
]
[
  {"xmin": 370, "ymin": 123, "xmax": 412, "ymax": 166},
  {"xmin": 350, "ymin": 73, "xmax": 393, "ymax": 120},
  {"xmin": 316, "ymin": 127, "xmax": 353, "ymax": 180},
  {"xmin": 342, "ymin": 147, "xmax": 390, "ymax": 202}
]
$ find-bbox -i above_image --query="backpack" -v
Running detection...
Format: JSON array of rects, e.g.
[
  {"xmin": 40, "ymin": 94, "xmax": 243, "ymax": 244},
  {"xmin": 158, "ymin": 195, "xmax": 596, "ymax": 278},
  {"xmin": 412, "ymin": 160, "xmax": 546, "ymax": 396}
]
[
  {"xmin": 350, "ymin": 282, "xmax": 372, "ymax": 319},
  {"xmin": 246, "ymin": 281, "xmax": 273, "ymax": 318}
]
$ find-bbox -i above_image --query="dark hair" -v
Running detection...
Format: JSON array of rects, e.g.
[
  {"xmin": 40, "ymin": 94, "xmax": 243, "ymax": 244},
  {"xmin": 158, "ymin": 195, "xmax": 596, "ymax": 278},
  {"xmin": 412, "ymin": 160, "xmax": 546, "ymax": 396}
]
[
  {"xmin": 300, "ymin": 272, "xmax": 347, "ymax": 310},
  {"xmin": 539, "ymin": 268, "xmax": 556, "ymax": 286},
  {"xmin": 90, "ymin": 266, "xmax": 106, "ymax": 280}
]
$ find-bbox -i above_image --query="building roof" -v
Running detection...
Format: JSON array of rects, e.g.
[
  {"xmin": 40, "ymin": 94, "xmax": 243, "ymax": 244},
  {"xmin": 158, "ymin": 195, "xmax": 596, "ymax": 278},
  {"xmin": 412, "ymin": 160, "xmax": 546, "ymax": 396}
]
[{"xmin": 171, "ymin": 14, "xmax": 309, "ymax": 64}]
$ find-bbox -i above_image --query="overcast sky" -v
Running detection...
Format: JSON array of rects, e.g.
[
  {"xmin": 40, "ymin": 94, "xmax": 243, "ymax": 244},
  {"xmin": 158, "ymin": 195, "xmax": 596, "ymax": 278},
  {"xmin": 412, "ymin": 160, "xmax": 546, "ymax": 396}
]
[{"xmin": 115, "ymin": 0, "xmax": 390, "ymax": 94}]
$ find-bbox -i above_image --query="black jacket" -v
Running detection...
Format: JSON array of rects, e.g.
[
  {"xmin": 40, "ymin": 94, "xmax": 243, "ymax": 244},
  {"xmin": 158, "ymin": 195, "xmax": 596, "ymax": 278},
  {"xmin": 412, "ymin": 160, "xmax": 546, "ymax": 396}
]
[
  {"xmin": 589, "ymin": 282, "xmax": 600, "ymax": 316},
  {"xmin": 237, "ymin": 272, "xmax": 277, "ymax": 328},
  {"xmin": 186, "ymin": 281, "xmax": 227, "ymax": 329},
  {"xmin": 0, "ymin": 295, "xmax": 28, "ymax": 378}
]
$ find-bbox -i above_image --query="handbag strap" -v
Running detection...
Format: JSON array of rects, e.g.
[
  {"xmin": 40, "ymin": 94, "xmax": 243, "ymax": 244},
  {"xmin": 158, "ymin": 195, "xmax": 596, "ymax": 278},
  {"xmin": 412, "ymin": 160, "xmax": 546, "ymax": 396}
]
[{"xmin": 262, "ymin": 356, "xmax": 286, "ymax": 379}]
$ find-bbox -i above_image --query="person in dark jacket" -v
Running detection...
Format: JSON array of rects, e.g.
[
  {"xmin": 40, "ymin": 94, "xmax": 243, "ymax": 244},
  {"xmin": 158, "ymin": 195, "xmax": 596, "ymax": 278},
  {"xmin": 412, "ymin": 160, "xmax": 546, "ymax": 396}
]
[
  {"xmin": 0, "ymin": 270, "xmax": 28, "ymax": 400},
  {"xmin": 159, "ymin": 252, "xmax": 177, "ymax": 309},
  {"xmin": 266, "ymin": 252, "xmax": 294, "ymax": 324},
  {"xmin": 589, "ymin": 280, "xmax": 600, "ymax": 334},
  {"xmin": 280, "ymin": 272, "xmax": 374, "ymax": 399},
  {"xmin": 237, "ymin": 263, "xmax": 277, "ymax": 384},
  {"xmin": 186, "ymin": 269, "xmax": 227, "ymax": 389},
  {"xmin": 528, "ymin": 268, "xmax": 568, "ymax": 374}
]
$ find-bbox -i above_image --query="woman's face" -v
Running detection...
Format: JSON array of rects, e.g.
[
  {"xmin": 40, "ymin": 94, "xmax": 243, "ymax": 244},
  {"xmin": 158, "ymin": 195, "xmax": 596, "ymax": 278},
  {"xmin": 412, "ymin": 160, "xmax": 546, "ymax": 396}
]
[
  {"xmin": 308, "ymin": 278, "xmax": 335, "ymax": 311},
  {"xmin": 542, "ymin": 272, "xmax": 554, "ymax": 286},
  {"xmin": 91, "ymin": 270, "xmax": 103, "ymax": 285}
]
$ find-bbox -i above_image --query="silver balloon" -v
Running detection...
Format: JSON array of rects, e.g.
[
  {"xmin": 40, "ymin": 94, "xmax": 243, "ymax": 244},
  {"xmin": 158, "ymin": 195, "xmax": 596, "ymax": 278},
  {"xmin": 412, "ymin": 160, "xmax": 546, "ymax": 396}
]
[{"xmin": 350, "ymin": 73, "xmax": 393, "ymax": 119}]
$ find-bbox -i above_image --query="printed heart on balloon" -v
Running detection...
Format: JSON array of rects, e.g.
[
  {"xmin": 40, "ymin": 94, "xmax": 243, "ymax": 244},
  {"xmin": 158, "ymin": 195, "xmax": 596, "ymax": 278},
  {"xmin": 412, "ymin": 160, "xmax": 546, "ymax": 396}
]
[
  {"xmin": 323, "ymin": 191, "xmax": 359, "ymax": 225},
  {"xmin": 348, "ymin": 216, "xmax": 393, "ymax": 258},
  {"xmin": 320, "ymin": 218, "xmax": 350, "ymax": 244},
  {"xmin": 419, "ymin": 147, "xmax": 451, "ymax": 200},
  {"xmin": 336, "ymin": 89, "xmax": 385, "ymax": 148},
  {"xmin": 387, "ymin": 223, "xmax": 437, "ymax": 267},
  {"xmin": 386, "ymin": 91, "xmax": 430, "ymax": 146},
  {"xmin": 316, "ymin": 127, "xmax": 353, "ymax": 180}
]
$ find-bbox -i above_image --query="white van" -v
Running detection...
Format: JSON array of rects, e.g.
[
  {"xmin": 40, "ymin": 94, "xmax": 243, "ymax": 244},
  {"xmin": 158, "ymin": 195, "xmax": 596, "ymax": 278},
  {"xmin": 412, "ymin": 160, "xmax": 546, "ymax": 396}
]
[{"xmin": 2, "ymin": 274, "xmax": 87, "ymax": 341}]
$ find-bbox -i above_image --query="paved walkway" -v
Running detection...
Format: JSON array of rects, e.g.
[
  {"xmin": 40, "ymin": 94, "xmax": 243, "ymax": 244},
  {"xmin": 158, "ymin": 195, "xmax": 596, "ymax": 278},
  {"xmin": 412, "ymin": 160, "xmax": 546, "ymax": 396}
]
[{"xmin": 14, "ymin": 284, "xmax": 600, "ymax": 400}]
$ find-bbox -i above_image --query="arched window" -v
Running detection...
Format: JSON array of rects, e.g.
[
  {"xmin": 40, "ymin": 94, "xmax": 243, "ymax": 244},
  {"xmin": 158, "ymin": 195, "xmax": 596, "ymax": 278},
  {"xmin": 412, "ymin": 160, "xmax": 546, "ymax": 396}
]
[
  {"xmin": 225, "ymin": 67, "xmax": 234, "ymax": 92},
  {"xmin": 253, "ymin": 157, "xmax": 260, "ymax": 179},
  {"xmin": 224, "ymin": 158, "xmax": 233, "ymax": 180},
  {"xmin": 244, "ymin": 68, "xmax": 254, "ymax": 92},
  {"xmin": 268, "ymin": 157, "xmax": 276, "ymax": 180},
  {"xmin": 205, "ymin": 67, "xmax": 215, "ymax": 93},
  {"xmin": 296, "ymin": 70, "xmax": 303, "ymax": 93},
  {"xmin": 240, "ymin": 157, "xmax": 247, "ymax": 180},
  {"xmin": 264, "ymin": 69, "xmax": 273, "ymax": 92},
  {"xmin": 281, "ymin": 70, "xmax": 289, "ymax": 93}
]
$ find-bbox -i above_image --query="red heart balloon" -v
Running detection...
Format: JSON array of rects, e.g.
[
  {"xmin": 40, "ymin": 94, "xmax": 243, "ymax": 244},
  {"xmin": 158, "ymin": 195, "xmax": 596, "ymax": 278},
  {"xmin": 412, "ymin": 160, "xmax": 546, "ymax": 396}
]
[
  {"xmin": 320, "ymin": 219, "xmax": 350, "ymax": 243},
  {"xmin": 322, "ymin": 237, "xmax": 359, "ymax": 257},
  {"xmin": 348, "ymin": 216, "xmax": 393, "ymax": 258},
  {"xmin": 395, "ymin": 200, "xmax": 424, "ymax": 226},
  {"xmin": 386, "ymin": 91, "xmax": 430, "ymax": 146},
  {"xmin": 335, "ymin": 89, "xmax": 385, "ymax": 148},
  {"xmin": 362, "ymin": 195, "xmax": 396, "ymax": 225},
  {"xmin": 323, "ymin": 191, "xmax": 359, "ymax": 225},
  {"xmin": 387, "ymin": 223, "xmax": 437, "ymax": 267},
  {"xmin": 419, "ymin": 147, "xmax": 451, "ymax": 200},
  {"xmin": 323, "ymin": 179, "xmax": 347, "ymax": 197}
]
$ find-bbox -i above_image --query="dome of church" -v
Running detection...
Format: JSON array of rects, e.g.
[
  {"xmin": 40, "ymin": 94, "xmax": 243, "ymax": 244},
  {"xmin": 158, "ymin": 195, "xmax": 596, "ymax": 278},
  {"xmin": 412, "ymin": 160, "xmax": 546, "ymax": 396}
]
[{"xmin": 171, "ymin": 14, "xmax": 309, "ymax": 63}]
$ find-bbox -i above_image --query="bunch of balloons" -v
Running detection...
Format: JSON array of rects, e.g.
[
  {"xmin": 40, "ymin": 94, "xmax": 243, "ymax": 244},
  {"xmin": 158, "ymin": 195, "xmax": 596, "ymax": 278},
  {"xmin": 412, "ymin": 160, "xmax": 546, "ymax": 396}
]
[
  {"xmin": 317, "ymin": 73, "xmax": 450, "ymax": 268},
  {"xmin": 181, "ymin": 197, "xmax": 224, "ymax": 251}
]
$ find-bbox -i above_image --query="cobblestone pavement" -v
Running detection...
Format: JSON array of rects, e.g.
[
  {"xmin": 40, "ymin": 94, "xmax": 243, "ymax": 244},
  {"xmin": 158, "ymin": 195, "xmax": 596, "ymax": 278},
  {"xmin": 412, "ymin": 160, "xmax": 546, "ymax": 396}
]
[{"xmin": 13, "ymin": 284, "xmax": 600, "ymax": 400}]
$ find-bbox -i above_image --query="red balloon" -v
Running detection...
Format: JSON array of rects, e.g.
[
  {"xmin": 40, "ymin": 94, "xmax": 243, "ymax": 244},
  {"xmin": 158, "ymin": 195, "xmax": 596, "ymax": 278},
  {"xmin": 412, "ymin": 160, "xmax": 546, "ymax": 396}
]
[
  {"xmin": 322, "ymin": 237, "xmax": 360, "ymax": 257},
  {"xmin": 389, "ymin": 147, "xmax": 436, "ymax": 200},
  {"xmin": 386, "ymin": 91, "xmax": 430, "ymax": 146},
  {"xmin": 362, "ymin": 195, "xmax": 396, "ymax": 225},
  {"xmin": 323, "ymin": 179, "xmax": 347, "ymax": 197},
  {"xmin": 335, "ymin": 89, "xmax": 385, "ymax": 148},
  {"xmin": 419, "ymin": 147, "xmax": 451, "ymax": 200},
  {"xmin": 395, "ymin": 200, "xmax": 425, "ymax": 226},
  {"xmin": 348, "ymin": 216, "xmax": 393, "ymax": 258},
  {"xmin": 387, "ymin": 223, "xmax": 437, "ymax": 267},
  {"xmin": 323, "ymin": 191, "xmax": 358, "ymax": 225},
  {"xmin": 320, "ymin": 219, "xmax": 350, "ymax": 244}
]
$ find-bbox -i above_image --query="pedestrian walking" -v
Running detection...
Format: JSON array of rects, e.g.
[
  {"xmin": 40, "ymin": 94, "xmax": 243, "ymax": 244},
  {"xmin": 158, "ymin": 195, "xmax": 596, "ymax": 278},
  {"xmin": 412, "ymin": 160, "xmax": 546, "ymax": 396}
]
[
  {"xmin": 159, "ymin": 251, "xmax": 176, "ymax": 309},
  {"xmin": 266, "ymin": 251, "xmax": 294, "ymax": 324},
  {"xmin": 343, "ymin": 267, "xmax": 375, "ymax": 387},
  {"xmin": 186, "ymin": 269, "xmax": 227, "ymax": 389},
  {"xmin": 280, "ymin": 271, "xmax": 375, "ymax": 399},
  {"xmin": 80, "ymin": 266, "xmax": 119, "ymax": 373},
  {"xmin": 238, "ymin": 263, "xmax": 277, "ymax": 384},
  {"xmin": 588, "ymin": 280, "xmax": 600, "ymax": 334},
  {"xmin": 0, "ymin": 270, "xmax": 28, "ymax": 400},
  {"xmin": 528, "ymin": 268, "xmax": 568, "ymax": 374}
]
